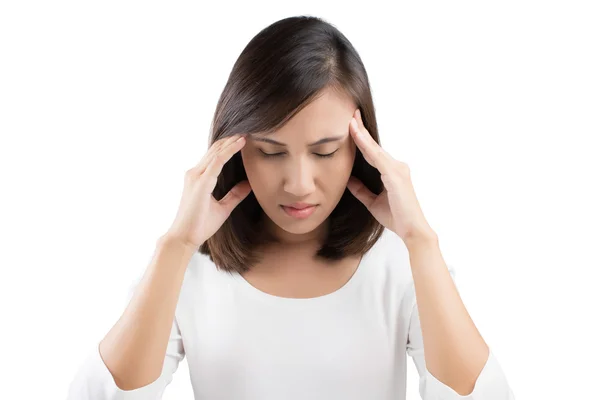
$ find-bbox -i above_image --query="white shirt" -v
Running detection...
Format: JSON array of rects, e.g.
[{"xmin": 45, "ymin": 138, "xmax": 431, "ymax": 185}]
[{"xmin": 68, "ymin": 228, "xmax": 514, "ymax": 399}]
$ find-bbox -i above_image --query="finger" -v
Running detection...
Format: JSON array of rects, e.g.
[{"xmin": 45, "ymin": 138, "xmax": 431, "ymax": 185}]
[
  {"xmin": 349, "ymin": 116, "xmax": 379, "ymax": 168},
  {"xmin": 195, "ymin": 133, "xmax": 245, "ymax": 174},
  {"xmin": 204, "ymin": 135, "xmax": 246, "ymax": 179},
  {"xmin": 218, "ymin": 179, "xmax": 252, "ymax": 213},
  {"xmin": 205, "ymin": 134, "xmax": 244, "ymax": 164},
  {"xmin": 346, "ymin": 176, "xmax": 377, "ymax": 207},
  {"xmin": 349, "ymin": 112, "xmax": 393, "ymax": 173},
  {"xmin": 354, "ymin": 110, "xmax": 392, "ymax": 163}
]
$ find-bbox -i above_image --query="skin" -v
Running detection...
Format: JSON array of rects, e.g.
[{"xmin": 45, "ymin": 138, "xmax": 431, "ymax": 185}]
[
  {"xmin": 240, "ymin": 87, "xmax": 358, "ymax": 251},
  {"xmin": 347, "ymin": 109, "xmax": 493, "ymax": 396},
  {"xmin": 239, "ymin": 87, "xmax": 361, "ymax": 287}
]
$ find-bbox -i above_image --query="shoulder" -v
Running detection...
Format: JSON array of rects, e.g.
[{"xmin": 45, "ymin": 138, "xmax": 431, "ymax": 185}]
[
  {"xmin": 179, "ymin": 249, "xmax": 236, "ymax": 303},
  {"xmin": 180, "ymin": 249, "xmax": 222, "ymax": 292},
  {"xmin": 182, "ymin": 249, "xmax": 210, "ymax": 282},
  {"xmin": 370, "ymin": 228, "xmax": 457, "ymax": 277},
  {"xmin": 369, "ymin": 228, "xmax": 411, "ymax": 272},
  {"xmin": 363, "ymin": 228, "xmax": 414, "ymax": 292}
]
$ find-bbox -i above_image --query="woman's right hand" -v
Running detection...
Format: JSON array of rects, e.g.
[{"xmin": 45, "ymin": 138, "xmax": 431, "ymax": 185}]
[{"xmin": 163, "ymin": 133, "xmax": 251, "ymax": 250}]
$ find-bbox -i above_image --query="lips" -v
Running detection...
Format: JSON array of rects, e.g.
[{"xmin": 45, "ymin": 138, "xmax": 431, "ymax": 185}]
[
  {"xmin": 283, "ymin": 203, "xmax": 317, "ymax": 210},
  {"xmin": 281, "ymin": 204, "xmax": 318, "ymax": 219}
]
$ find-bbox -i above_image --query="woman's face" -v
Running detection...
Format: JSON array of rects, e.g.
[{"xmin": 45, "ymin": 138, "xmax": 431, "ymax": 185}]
[{"xmin": 240, "ymin": 87, "xmax": 358, "ymax": 245}]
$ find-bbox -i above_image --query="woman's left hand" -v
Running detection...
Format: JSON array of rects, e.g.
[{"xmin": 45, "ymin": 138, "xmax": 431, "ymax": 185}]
[{"xmin": 346, "ymin": 109, "xmax": 438, "ymax": 245}]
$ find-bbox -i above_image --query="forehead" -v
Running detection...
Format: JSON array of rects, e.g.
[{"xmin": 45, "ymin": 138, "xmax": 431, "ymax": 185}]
[{"xmin": 258, "ymin": 88, "xmax": 356, "ymax": 140}]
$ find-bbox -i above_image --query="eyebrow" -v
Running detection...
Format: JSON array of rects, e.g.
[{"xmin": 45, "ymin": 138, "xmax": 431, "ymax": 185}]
[{"xmin": 251, "ymin": 135, "xmax": 345, "ymax": 147}]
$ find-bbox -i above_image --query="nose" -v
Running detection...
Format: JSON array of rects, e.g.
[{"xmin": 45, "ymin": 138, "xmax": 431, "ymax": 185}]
[{"xmin": 283, "ymin": 157, "xmax": 316, "ymax": 197}]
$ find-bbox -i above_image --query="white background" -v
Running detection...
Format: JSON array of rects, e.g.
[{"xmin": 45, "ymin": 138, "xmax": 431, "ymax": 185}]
[{"xmin": 1, "ymin": 1, "xmax": 599, "ymax": 399}]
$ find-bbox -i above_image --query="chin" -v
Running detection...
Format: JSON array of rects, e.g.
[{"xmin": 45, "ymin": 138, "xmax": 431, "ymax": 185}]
[{"xmin": 278, "ymin": 221, "xmax": 323, "ymax": 235}]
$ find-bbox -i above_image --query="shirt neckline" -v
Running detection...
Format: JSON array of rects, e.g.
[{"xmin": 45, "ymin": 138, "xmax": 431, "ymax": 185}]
[{"xmin": 230, "ymin": 242, "xmax": 376, "ymax": 308}]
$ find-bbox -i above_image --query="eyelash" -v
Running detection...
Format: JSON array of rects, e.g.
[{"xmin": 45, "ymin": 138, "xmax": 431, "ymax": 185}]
[{"xmin": 259, "ymin": 149, "xmax": 338, "ymax": 159}]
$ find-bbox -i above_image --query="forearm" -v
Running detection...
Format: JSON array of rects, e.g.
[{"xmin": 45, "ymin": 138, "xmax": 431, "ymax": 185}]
[
  {"xmin": 406, "ymin": 235, "xmax": 489, "ymax": 396},
  {"xmin": 99, "ymin": 235, "xmax": 196, "ymax": 390}
]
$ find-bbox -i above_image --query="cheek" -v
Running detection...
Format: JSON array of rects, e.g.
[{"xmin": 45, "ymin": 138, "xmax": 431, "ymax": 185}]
[
  {"xmin": 339, "ymin": 148, "xmax": 356, "ymax": 173},
  {"xmin": 322, "ymin": 153, "xmax": 354, "ymax": 188},
  {"xmin": 241, "ymin": 152, "xmax": 278, "ymax": 192},
  {"xmin": 241, "ymin": 148, "xmax": 260, "ymax": 176}
]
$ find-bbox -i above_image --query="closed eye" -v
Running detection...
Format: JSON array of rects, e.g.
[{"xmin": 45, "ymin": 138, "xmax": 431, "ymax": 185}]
[{"xmin": 259, "ymin": 149, "xmax": 339, "ymax": 158}]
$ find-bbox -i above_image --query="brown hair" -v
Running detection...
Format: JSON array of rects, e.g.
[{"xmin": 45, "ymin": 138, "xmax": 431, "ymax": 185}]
[{"xmin": 199, "ymin": 15, "xmax": 385, "ymax": 275}]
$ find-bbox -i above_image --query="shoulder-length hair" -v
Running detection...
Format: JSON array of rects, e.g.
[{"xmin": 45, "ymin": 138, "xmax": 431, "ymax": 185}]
[{"xmin": 199, "ymin": 15, "xmax": 385, "ymax": 275}]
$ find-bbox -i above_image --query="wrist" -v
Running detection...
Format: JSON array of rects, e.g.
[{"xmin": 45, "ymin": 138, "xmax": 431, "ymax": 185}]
[
  {"xmin": 403, "ymin": 231, "xmax": 439, "ymax": 252},
  {"xmin": 157, "ymin": 233, "xmax": 199, "ymax": 256}
]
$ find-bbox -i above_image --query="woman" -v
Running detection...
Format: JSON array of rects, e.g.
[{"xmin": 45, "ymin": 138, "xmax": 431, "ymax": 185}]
[{"xmin": 68, "ymin": 15, "xmax": 514, "ymax": 400}]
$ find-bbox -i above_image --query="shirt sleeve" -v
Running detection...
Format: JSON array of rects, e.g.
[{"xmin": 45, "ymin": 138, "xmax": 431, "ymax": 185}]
[
  {"xmin": 405, "ymin": 264, "xmax": 515, "ymax": 400},
  {"xmin": 67, "ymin": 277, "xmax": 186, "ymax": 400}
]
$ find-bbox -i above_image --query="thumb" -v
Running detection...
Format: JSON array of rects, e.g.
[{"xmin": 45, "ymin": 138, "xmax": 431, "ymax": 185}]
[
  {"xmin": 219, "ymin": 180, "xmax": 253, "ymax": 213},
  {"xmin": 346, "ymin": 176, "xmax": 376, "ymax": 207}
]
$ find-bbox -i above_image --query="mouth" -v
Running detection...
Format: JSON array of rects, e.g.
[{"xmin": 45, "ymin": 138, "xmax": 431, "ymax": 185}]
[
  {"xmin": 280, "ymin": 204, "xmax": 318, "ymax": 219},
  {"xmin": 281, "ymin": 203, "xmax": 317, "ymax": 210}
]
